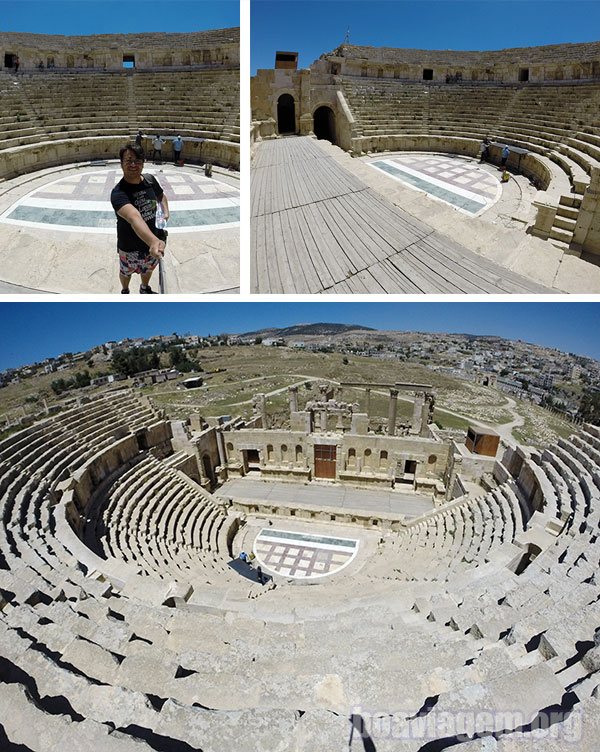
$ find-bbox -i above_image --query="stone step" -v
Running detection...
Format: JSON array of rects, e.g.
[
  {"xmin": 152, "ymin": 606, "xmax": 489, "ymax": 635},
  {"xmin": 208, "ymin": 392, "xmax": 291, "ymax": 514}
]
[
  {"xmin": 553, "ymin": 215, "xmax": 577, "ymax": 232},
  {"xmin": 549, "ymin": 226, "xmax": 574, "ymax": 243}
]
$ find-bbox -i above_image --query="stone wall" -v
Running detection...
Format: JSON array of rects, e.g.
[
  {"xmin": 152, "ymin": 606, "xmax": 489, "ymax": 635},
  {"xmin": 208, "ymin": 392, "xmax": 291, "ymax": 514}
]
[
  {"xmin": 222, "ymin": 427, "xmax": 451, "ymax": 490},
  {"xmin": 320, "ymin": 41, "xmax": 600, "ymax": 84},
  {"xmin": 0, "ymin": 29, "xmax": 239, "ymax": 71}
]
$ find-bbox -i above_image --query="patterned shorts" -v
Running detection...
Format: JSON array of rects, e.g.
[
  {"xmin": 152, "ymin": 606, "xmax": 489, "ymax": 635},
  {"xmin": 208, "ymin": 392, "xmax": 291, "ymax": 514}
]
[{"xmin": 118, "ymin": 250, "xmax": 159, "ymax": 277}]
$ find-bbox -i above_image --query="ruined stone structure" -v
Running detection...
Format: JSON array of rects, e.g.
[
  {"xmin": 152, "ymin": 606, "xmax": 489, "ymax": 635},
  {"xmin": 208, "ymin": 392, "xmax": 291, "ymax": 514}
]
[
  {"xmin": 0, "ymin": 28, "xmax": 240, "ymax": 177},
  {"xmin": 2, "ymin": 386, "xmax": 600, "ymax": 749},
  {"xmin": 252, "ymin": 40, "xmax": 600, "ymax": 257},
  {"xmin": 201, "ymin": 382, "xmax": 444, "ymax": 496}
]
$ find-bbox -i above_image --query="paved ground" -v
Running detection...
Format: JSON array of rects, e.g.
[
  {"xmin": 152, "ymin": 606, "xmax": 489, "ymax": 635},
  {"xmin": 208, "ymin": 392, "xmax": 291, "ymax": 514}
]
[
  {"xmin": 367, "ymin": 153, "xmax": 502, "ymax": 217},
  {"xmin": 217, "ymin": 477, "xmax": 435, "ymax": 518},
  {"xmin": 0, "ymin": 162, "xmax": 239, "ymax": 294},
  {"xmin": 250, "ymin": 136, "xmax": 553, "ymax": 294},
  {"xmin": 253, "ymin": 527, "xmax": 359, "ymax": 579}
]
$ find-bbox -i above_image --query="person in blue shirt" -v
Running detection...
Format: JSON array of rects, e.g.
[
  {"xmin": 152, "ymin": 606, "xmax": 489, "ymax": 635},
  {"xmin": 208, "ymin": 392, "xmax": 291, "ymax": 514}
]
[
  {"xmin": 172, "ymin": 135, "xmax": 184, "ymax": 164},
  {"xmin": 501, "ymin": 145, "xmax": 510, "ymax": 169}
]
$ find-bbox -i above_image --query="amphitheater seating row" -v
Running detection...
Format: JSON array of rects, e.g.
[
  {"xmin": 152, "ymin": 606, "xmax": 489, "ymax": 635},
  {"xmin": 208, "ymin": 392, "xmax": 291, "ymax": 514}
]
[
  {"xmin": 0, "ymin": 69, "xmax": 239, "ymax": 151},
  {"xmin": 84, "ymin": 453, "xmax": 236, "ymax": 583}
]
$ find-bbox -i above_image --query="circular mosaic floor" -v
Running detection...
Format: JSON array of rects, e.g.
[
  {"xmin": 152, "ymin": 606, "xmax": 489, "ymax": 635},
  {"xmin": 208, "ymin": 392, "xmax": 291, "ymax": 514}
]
[
  {"xmin": 367, "ymin": 153, "xmax": 502, "ymax": 217},
  {"xmin": 0, "ymin": 162, "xmax": 239, "ymax": 294},
  {"xmin": 253, "ymin": 528, "xmax": 359, "ymax": 580}
]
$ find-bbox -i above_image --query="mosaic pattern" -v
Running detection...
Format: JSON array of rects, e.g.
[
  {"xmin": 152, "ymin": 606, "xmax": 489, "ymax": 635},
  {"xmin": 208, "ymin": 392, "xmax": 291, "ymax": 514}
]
[
  {"xmin": 254, "ymin": 528, "xmax": 359, "ymax": 580},
  {"xmin": 0, "ymin": 168, "xmax": 240, "ymax": 234},
  {"xmin": 368, "ymin": 154, "xmax": 501, "ymax": 216}
]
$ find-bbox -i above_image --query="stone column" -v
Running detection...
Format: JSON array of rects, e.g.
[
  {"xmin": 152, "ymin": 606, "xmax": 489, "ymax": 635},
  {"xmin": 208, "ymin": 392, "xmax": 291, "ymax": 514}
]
[
  {"xmin": 216, "ymin": 431, "xmax": 227, "ymax": 467},
  {"xmin": 388, "ymin": 389, "xmax": 398, "ymax": 436},
  {"xmin": 412, "ymin": 391, "xmax": 425, "ymax": 434},
  {"xmin": 256, "ymin": 393, "xmax": 268, "ymax": 428},
  {"xmin": 445, "ymin": 454, "xmax": 463, "ymax": 501},
  {"xmin": 288, "ymin": 386, "xmax": 299, "ymax": 416},
  {"xmin": 424, "ymin": 393, "xmax": 435, "ymax": 436}
]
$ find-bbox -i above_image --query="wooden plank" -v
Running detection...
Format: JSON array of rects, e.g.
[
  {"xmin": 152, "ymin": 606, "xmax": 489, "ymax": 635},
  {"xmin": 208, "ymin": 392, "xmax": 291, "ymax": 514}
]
[
  {"xmin": 302, "ymin": 202, "xmax": 353, "ymax": 286},
  {"xmin": 317, "ymin": 195, "xmax": 380, "ymax": 272},
  {"xmin": 270, "ymin": 211, "xmax": 296, "ymax": 293},
  {"xmin": 333, "ymin": 193, "xmax": 399, "ymax": 263},
  {"xmin": 286, "ymin": 207, "xmax": 323, "ymax": 292},
  {"xmin": 368, "ymin": 257, "xmax": 428, "ymax": 293},
  {"xmin": 250, "ymin": 213, "xmax": 265, "ymax": 293},
  {"xmin": 279, "ymin": 208, "xmax": 310, "ymax": 293}
]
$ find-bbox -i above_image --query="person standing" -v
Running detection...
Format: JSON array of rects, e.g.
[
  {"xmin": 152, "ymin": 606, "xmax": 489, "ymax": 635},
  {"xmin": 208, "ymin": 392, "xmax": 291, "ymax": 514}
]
[
  {"xmin": 135, "ymin": 130, "xmax": 143, "ymax": 148},
  {"xmin": 152, "ymin": 134, "xmax": 164, "ymax": 163},
  {"xmin": 110, "ymin": 144, "xmax": 169, "ymax": 294},
  {"xmin": 172, "ymin": 135, "xmax": 183, "ymax": 164},
  {"xmin": 14, "ymin": 55, "xmax": 20, "ymax": 74},
  {"xmin": 501, "ymin": 145, "xmax": 510, "ymax": 169},
  {"xmin": 479, "ymin": 136, "xmax": 490, "ymax": 163}
]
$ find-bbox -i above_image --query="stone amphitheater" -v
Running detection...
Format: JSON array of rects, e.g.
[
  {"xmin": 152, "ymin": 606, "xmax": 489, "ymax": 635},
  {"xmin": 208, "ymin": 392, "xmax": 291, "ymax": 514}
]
[
  {"xmin": 0, "ymin": 29, "xmax": 239, "ymax": 293},
  {"xmin": 1, "ymin": 383, "xmax": 600, "ymax": 750},
  {"xmin": 251, "ymin": 41, "xmax": 600, "ymax": 293}
]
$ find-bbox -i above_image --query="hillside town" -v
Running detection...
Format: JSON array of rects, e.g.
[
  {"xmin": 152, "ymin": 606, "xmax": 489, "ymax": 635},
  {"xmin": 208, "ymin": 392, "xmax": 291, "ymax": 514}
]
[{"xmin": 1, "ymin": 327, "xmax": 599, "ymax": 422}]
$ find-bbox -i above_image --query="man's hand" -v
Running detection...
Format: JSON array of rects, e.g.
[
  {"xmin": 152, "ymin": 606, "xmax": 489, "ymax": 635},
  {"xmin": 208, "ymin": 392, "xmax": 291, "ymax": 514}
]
[{"xmin": 148, "ymin": 239, "xmax": 166, "ymax": 259}]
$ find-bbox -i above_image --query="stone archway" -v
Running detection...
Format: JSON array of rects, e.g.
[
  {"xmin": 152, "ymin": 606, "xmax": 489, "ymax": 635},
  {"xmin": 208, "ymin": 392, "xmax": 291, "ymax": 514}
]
[
  {"xmin": 277, "ymin": 94, "xmax": 296, "ymax": 134},
  {"xmin": 313, "ymin": 105, "xmax": 336, "ymax": 144}
]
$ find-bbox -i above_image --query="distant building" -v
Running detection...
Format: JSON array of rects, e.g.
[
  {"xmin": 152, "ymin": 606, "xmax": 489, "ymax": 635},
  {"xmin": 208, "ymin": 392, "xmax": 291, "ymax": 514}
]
[
  {"xmin": 90, "ymin": 375, "xmax": 115, "ymax": 387},
  {"xmin": 135, "ymin": 369, "xmax": 179, "ymax": 386},
  {"xmin": 182, "ymin": 376, "xmax": 204, "ymax": 389},
  {"xmin": 537, "ymin": 373, "xmax": 554, "ymax": 389}
]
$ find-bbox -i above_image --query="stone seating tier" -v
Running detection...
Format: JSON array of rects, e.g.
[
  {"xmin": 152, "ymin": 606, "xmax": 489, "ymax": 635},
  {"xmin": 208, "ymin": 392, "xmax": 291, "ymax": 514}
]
[
  {"xmin": 0, "ymin": 68, "xmax": 240, "ymax": 175},
  {"xmin": 341, "ymin": 77, "xmax": 600, "ymax": 197}
]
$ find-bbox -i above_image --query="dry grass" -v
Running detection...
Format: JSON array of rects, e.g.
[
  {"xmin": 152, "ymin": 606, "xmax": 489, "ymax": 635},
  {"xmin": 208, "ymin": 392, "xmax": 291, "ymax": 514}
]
[{"xmin": 2, "ymin": 346, "xmax": 574, "ymax": 445}]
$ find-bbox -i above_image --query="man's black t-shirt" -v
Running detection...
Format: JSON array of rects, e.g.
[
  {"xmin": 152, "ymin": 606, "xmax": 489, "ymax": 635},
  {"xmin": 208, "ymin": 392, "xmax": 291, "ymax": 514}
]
[{"xmin": 110, "ymin": 174, "xmax": 164, "ymax": 255}]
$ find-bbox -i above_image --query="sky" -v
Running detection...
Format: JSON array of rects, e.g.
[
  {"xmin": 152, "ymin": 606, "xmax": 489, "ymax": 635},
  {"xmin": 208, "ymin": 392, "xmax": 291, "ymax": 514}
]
[
  {"xmin": 1, "ymin": 0, "xmax": 239, "ymax": 35},
  {"xmin": 252, "ymin": 0, "xmax": 600, "ymax": 73},
  {"xmin": 1, "ymin": 302, "xmax": 598, "ymax": 371}
]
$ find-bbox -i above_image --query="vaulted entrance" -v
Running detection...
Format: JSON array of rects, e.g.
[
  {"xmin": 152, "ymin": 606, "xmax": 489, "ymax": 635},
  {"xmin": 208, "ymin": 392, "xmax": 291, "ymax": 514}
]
[
  {"xmin": 243, "ymin": 448, "xmax": 261, "ymax": 473},
  {"xmin": 277, "ymin": 94, "xmax": 296, "ymax": 134},
  {"xmin": 314, "ymin": 444, "xmax": 337, "ymax": 479},
  {"xmin": 313, "ymin": 106, "xmax": 336, "ymax": 144}
]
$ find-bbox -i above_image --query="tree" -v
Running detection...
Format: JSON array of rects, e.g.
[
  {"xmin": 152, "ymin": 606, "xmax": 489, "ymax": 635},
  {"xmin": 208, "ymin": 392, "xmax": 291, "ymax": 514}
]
[
  {"xmin": 51, "ymin": 378, "xmax": 69, "ymax": 395},
  {"xmin": 112, "ymin": 347, "xmax": 160, "ymax": 377},
  {"xmin": 578, "ymin": 391, "xmax": 600, "ymax": 423},
  {"xmin": 342, "ymin": 357, "xmax": 349, "ymax": 365}
]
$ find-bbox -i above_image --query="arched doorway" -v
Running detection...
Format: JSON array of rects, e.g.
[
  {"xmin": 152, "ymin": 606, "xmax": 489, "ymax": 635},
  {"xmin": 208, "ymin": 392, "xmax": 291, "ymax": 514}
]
[
  {"xmin": 277, "ymin": 94, "xmax": 296, "ymax": 134},
  {"xmin": 313, "ymin": 106, "xmax": 336, "ymax": 144},
  {"xmin": 202, "ymin": 454, "xmax": 215, "ymax": 484}
]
